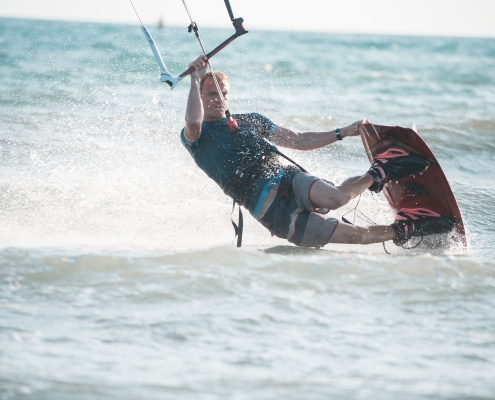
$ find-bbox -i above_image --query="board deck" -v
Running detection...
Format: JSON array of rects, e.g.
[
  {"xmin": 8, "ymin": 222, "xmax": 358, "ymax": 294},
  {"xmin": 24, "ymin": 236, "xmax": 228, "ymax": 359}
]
[{"xmin": 360, "ymin": 123, "xmax": 467, "ymax": 248}]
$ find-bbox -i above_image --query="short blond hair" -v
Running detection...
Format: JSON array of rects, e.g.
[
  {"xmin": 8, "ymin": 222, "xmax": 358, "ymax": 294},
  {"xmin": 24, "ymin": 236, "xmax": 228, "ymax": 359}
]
[{"xmin": 200, "ymin": 71, "xmax": 229, "ymax": 93}]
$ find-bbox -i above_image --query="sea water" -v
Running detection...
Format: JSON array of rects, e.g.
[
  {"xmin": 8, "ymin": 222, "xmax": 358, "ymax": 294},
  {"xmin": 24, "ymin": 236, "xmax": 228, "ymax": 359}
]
[{"xmin": 1, "ymin": 17, "xmax": 495, "ymax": 399}]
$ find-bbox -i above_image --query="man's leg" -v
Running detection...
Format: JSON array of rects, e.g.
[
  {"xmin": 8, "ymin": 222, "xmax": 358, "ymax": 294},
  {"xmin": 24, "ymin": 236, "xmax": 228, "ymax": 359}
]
[
  {"xmin": 308, "ymin": 175, "xmax": 454, "ymax": 246},
  {"xmin": 296, "ymin": 169, "xmax": 397, "ymax": 244},
  {"xmin": 330, "ymin": 222, "xmax": 396, "ymax": 244},
  {"xmin": 309, "ymin": 174, "xmax": 374, "ymax": 211},
  {"xmin": 286, "ymin": 209, "xmax": 398, "ymax": 247}
]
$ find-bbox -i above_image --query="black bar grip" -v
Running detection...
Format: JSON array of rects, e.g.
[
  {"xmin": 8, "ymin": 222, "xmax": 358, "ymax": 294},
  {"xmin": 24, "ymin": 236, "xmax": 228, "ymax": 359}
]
[
  {"xmin": 179, "ymin": 65, "xmax": 195, "ymax": 78},
  {"xmin": 178, "ymin": 28, "xmax": 248, "ymax": 78},
  {"xmin": 206, "ymin": 35, "xmax": 237, "ymax": 58}
]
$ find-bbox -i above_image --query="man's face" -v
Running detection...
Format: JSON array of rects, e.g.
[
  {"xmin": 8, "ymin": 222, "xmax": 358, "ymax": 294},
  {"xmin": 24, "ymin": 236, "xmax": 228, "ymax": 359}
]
[{"xmin": 201, "ymin": 78, "xmax": 230, "ymax": 121}]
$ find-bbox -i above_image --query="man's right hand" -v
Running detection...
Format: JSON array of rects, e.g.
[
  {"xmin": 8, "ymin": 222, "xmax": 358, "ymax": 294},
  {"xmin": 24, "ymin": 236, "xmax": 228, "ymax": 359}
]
[{"xmin": 189, "ymin": 55, "xmax": 209, "ymax": 80}]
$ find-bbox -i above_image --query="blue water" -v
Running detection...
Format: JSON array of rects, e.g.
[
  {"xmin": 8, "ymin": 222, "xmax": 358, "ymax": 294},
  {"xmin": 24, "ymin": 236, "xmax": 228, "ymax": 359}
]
[{"xmin": 1, "ymin": 17, "xmax": 495, "ymax": 400}]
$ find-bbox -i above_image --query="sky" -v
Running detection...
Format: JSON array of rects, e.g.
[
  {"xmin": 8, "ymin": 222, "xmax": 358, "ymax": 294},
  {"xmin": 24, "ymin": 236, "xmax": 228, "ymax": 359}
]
[{"xmin": 0, "ymin": 0, "xmax": 495, "ymax": 38}]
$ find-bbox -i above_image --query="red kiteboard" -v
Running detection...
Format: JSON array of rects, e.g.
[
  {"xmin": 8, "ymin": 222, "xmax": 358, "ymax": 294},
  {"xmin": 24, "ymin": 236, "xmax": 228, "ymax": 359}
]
[{"xmin": 361, "ymin": 123, "xmax": 467, "ymax": 249}]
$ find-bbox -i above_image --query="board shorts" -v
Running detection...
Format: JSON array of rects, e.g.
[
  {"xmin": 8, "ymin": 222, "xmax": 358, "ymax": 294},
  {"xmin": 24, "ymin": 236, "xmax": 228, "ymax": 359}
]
[{"xmin": 258, "ymin": 172, "xmax": 339, "ymax": 248}]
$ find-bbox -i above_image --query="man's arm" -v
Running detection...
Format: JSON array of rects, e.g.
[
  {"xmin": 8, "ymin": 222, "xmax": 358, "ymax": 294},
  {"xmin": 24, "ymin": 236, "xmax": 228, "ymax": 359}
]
[
  {"xmin": 270, "ymin": 119, "xmax": 368, "ymax": 151},
  {"xmin": 184, "ymin": 56, "xmax": 208, "ymax": 143}
]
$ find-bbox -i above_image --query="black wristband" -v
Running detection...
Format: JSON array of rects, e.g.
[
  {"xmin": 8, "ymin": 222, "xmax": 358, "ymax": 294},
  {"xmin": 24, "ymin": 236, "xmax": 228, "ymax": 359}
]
[{"xmin": 335, "ymin": 128, "xmax": 343, "ymax": 141}]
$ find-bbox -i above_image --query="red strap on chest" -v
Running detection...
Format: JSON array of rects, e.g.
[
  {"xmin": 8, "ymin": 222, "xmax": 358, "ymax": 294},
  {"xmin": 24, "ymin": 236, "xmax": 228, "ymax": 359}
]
[{"xmin": 227, "ymin": 118, "xmax": 239, "ymax": 132}]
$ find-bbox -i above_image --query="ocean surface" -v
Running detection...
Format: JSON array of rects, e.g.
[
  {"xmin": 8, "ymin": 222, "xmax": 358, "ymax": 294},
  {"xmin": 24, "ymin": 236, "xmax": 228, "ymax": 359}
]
[{"xmin": 1, "ymin": 16, "xmax": 495, "ymax": 400}]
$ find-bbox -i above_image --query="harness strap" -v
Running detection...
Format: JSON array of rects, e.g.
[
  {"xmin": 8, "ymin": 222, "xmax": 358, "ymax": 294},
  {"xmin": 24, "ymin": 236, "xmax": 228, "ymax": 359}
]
[
  {"xmin": 262, "ymin": 138, "xmax": 307, "ymax": 173},
  {"xmin": 231, "ymin": 199, "xmax": 243, "ymax": 247},
  {"xmin": 277, "ymin": 182, "xmax": 291, "ymax": 198}
]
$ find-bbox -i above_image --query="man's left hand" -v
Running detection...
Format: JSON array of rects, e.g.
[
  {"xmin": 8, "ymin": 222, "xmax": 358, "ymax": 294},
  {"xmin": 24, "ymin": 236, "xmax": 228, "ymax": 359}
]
[{"xmin": 341, "ymin": 118, "xmax": 370, "ymax": 138}]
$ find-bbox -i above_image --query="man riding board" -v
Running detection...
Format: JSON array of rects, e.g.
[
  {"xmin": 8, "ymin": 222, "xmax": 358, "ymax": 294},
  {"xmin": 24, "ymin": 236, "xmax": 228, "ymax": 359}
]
[{"xmin": 181, "ymin": 55, "xmax": 454, "ymax": 248}]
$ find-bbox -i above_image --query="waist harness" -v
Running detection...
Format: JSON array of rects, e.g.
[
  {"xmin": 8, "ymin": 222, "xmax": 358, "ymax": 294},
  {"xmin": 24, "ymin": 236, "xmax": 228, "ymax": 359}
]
[
  {"xmin": 223, "ymin": 147, "xmax": 276, "ymax": 207},
  {"xmin": 222, "ymin": 133, "xmax": 307, "ymax": 247}
]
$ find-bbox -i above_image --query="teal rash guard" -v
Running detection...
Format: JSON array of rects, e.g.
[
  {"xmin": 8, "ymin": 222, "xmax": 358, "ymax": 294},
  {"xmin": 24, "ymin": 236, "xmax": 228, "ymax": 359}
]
[{"xmin": 181, "ymin": 113, "xmax": 299, "ymax": 218}]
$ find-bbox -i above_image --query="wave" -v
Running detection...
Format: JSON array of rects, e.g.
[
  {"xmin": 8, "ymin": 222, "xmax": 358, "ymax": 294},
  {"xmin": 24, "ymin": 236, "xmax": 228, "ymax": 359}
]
[
  {"xmin": 424, "ymin": 119, "xmax": 495, "ymax": 152},
  {"xmin": 2, "ymin": 247, "xmax": 494, "ymax": 299}
]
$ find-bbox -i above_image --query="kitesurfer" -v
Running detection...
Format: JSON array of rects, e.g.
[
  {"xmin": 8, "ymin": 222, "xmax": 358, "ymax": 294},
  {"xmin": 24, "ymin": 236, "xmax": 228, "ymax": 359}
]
[{"xmin": 181, "ymin": 55, "xmax": 455, "ymax": 247}]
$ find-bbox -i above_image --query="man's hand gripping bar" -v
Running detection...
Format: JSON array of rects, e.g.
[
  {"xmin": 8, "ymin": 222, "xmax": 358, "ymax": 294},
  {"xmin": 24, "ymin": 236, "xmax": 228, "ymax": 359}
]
[{"xmin": 140, "ymin": 17, "xmax": 248, "ymax": 90}]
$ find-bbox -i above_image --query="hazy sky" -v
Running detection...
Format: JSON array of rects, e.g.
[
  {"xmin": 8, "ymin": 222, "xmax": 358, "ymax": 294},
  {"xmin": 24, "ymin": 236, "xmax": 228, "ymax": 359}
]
[{"xmin": 1, "ymin": 0, "xmax": 494, "ymax": 38}]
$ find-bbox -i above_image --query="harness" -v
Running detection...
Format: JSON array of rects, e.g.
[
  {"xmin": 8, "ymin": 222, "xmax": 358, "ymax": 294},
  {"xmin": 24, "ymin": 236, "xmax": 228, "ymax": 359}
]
[
  {"xmin": 223, "ymin": 136, "xmax": 275, "ymax": 206},
  {"xmin": 223, "ymin": 123, "xmax": 308, "ymax": 247}
]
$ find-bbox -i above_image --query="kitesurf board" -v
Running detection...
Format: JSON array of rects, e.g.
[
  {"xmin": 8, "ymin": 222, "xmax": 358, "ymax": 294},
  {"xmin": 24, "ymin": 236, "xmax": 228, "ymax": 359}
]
[{"xmin": 360, "ymin": 123, "xmax": 468, "ymax": 248}]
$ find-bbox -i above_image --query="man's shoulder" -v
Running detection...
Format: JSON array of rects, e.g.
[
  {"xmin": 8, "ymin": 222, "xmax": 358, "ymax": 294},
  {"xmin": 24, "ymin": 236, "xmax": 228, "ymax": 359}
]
[
  {"xmin": 234, "ymin": 112, "xmax": 275, "ymax": 127},
  {"xmin": 234, "ymin": 113, "xmax": 276, "ymax": 137},
  {"xmin": 234, "ymin": 112, "xmax": 269, "ymax": 121}
]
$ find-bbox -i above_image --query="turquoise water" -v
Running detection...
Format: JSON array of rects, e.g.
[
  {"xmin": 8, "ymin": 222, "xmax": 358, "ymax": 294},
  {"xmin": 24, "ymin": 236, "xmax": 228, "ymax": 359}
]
[{"xmin": 1, "ymin": 17, "xmax": 495, "ymax": 399}]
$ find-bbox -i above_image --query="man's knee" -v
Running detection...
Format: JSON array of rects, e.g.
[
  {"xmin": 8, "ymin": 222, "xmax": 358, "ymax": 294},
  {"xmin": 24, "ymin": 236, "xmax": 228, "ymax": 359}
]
[
  {"xmin": 308, "ymin": 179, "xmax": 353, "ymax": 210},
  {"xmin": 323, "ymin": 189, "xmax": 351, "ymax": 210}
]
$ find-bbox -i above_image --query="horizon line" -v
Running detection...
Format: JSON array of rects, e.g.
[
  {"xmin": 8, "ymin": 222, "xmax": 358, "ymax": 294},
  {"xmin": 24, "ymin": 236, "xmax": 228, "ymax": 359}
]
[{"xmin": 2, "ymin": 15, "xmax": 495, "ymax": 41}]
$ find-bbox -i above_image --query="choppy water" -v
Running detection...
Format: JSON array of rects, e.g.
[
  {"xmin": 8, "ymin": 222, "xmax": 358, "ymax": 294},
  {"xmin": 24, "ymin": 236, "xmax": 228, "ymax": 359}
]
[{"xmin": 1, "ymin": 17, "xmax": 495, "ymax": 399}]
